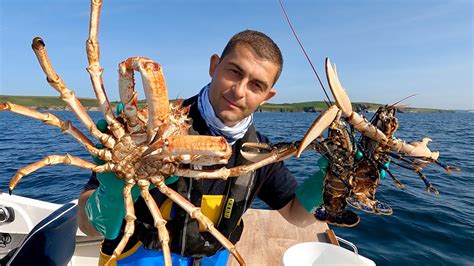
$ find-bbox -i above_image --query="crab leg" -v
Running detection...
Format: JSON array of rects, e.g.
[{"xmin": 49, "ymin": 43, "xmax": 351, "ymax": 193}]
[
  {"xmin": 325, "ymin": 57, "xmax": 440, "ymax": 160},
  {"xmin": 138, "ymin": 180, "xmax": 171, "ymax": 266},
  {"xmin": 106, "ymin": 180, "xmax": 137, "ymax": 266},
  {"xmin": 165, "ymin": 145, "xmax": 297, "ymax": 179},
  {"xmin": 86, "ymin": 0, "xmax": 125, "ymax": 139},
  {"xmin": 31, "ymin": 38, "xmax": 115, "ymax": 148},
  {"xmin": 120, "ymin": 57, "xmax": 170, "ymax": 143},
  {"xmin": 0, "ymin": 102, "xmax": 111, "ymax": 161},
  {"xmin": 150, "ymin": 176, "xmax": 246, "ymax": 266},
  {"xmin": 8, "ymin": 154, "xmax": 113, "ymax": 193},
  {"xmin": 250, "ymin": 104, "xmax": 339, "ymax": 162},
  {"xmin": 86, "ymin": 0, "xmax": 111, "ymax": 118}
]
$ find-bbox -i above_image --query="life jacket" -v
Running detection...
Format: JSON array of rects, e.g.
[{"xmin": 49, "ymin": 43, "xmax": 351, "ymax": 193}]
[
  {"xmin": 101, "ymin": 96, "xmax": 259, "ymax": 258},
  {"xmin": 166, "ymin": 123, "xmax": 258, "ymax": 257}
]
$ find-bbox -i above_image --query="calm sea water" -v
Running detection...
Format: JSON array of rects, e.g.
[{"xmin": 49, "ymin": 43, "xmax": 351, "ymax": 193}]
[{"xmin": 1, "ymin": 110, "xmax": 473, "ymax": 265}]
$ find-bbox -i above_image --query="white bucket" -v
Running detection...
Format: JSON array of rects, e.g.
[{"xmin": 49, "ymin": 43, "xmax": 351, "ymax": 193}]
[{"xmin": 282, "ymin": 242, "xmax": 370, "ymax": 266}]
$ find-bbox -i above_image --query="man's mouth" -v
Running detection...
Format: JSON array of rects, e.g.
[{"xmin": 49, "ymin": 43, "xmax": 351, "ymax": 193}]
[{"xmin": 223, "ymin": 96, "xmax": 242, "ymax": 109}]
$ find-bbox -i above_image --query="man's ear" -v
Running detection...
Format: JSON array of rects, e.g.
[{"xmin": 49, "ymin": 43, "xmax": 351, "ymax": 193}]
[
  {"xmin": 209, "ymin": 54, "xmax": 220, "ymax": 77},
  {"xmin": 260, "ymin": 88, "xmax": 276, "ymax": 106}
]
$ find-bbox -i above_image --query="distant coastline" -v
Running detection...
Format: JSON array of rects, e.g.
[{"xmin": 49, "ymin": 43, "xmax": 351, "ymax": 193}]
[{"xmin": 0, "ymin": 95, "xmax": 452, "ymax": 113}]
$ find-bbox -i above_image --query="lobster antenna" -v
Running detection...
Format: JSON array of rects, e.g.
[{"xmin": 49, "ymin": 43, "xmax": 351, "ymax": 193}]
[
  {"xmin": 389, "ymin": 94, "xmax": 417, "ymax": 108},
  {"xmin": 366, "ymin": 94, "xmax": 417, "ymax": 124},
  {"xmin": 278, "ymin": 0, "xmax": 332, "ymax": 107}
]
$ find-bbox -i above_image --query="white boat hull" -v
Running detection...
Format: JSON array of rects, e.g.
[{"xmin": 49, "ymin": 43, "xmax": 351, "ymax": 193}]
[{"xmin": 0, "ymin": 193, "xmax": 100, "ymax": 265}]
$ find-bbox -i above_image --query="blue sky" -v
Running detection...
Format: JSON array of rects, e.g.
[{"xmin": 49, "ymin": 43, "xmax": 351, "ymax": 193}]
[{"xmin": 1, "ymin": 0, "xmax": 472, "ymax": 110}]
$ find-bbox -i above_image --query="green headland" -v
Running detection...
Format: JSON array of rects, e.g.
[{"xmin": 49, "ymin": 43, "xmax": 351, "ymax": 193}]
[{"xmin": 0, "ymin": 95, "xmax": 447, "ymax": 113}]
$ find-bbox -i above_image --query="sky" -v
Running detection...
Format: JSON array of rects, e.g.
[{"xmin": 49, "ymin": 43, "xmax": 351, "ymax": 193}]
[{"xmin": 1, "ymin": 0, "xmax": 472, "ymax": 110}]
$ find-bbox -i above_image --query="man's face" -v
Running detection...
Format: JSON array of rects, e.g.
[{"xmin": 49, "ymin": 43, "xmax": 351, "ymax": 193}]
[{"xmin": 208, "ymin": 43, "xmax": 278, "ymax": 126}]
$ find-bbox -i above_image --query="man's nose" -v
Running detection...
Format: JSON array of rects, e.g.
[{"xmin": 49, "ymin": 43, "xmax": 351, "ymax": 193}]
[{"xmin": 231, "ymin": 81, "xmax": 246, "ymax": 98}]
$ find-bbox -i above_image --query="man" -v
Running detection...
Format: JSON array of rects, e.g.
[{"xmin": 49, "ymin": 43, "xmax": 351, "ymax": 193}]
[{"xmin": 78, "ymin": 30, "xmax": 324, "ymax": 265}]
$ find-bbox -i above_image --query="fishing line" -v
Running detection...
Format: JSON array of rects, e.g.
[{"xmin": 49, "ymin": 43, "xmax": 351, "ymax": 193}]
[{"xmin": 277, "ymin": 0, "xmax": 332, "ymax": 107}]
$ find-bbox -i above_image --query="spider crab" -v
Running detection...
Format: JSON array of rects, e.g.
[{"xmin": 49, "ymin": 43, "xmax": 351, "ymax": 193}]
[{"xmin": 0, "ymin": 1, "xmax": 300, "ymax": 265}]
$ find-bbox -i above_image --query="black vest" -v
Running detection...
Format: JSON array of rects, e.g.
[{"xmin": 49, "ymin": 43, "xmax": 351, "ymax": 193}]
[{"xmin": 167, "ymin": 123, "xmax": 258, "ymax": 257}]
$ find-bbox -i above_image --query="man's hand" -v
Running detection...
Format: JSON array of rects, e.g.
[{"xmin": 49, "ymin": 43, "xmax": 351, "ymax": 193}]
[{"xmin": 85, "ymin": 171, "xmax": 142, "ymax": 240}]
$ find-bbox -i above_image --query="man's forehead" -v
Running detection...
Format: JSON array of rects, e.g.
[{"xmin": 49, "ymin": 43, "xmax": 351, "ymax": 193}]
[
  {"xmin": 224, "ymin": 44, "xmax": 276, "ymax": 69},
  {"xmin": 224, "ymin": 43, "xmax": 259, "ymax": 60}
]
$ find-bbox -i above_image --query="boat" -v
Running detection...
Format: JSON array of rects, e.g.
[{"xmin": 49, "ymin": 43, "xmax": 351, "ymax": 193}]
[{"xmin": 0, "ymin": 192, "xmax": 375, "ymax": 265}]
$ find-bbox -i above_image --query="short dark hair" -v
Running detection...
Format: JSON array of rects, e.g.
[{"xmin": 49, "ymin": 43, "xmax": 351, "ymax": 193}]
[{"xmin": 221, "ymin": 30, "xmax": 283, "ymax": 85}]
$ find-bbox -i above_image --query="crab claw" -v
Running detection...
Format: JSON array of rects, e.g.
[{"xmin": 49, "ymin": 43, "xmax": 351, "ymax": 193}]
[
  {"xmin": 241, "ymin": 143, "xmax": 275, "ymax": 162},
  {"xmin": 296, "ymin": 105, "xmax": 339, "ymax": 158},
  {"xmin": 143, "ymin": 135, "xmax": 231, "ymax": 160},
  {"xmin": 0, "ymin": 102, "xmax": 9, "ymax": 111},
  {"xmin": 241, "ymin": 142, "xmax": 297, "ymax": 163}
]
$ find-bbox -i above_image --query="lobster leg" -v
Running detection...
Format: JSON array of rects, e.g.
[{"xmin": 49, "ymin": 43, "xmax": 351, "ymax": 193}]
[
  {"xmin": 389, "ymin": 151, "xmax": 457, "ymax": 176},
  {"xmin": 394, "ymin": 153, "xmax": 460, "ymax": 173},
  {"xmin": 390, "ymin": 152, "xmax": 425, "ymax": 167},
  {"xmin": 150, "ymin": 176, "xmax": 246, "ymax": 266},
  {"xmin": 416, "ymin": 171, "xmax": 439, "ymax": 195},
  {"xmin": 8, "ymin": 154, "xmax": 113, "ymax": 193},
  {"xmin": 0, "ymin": 102, "xmax": 111, "ymax": 161},
  {"xmin": 385, "ymin": 168, "xmax": 405, "ymax": 189},
  {"xmin": 432, "ymin": 160, "xmax": 461, "ymax": 173},
  {"xmin": 389, "ymin": 160, "xmax": 439, "ymax": 194},
  {"xmin": 31, "ymin": 38, "xmax": 115, "ymax": 148}
]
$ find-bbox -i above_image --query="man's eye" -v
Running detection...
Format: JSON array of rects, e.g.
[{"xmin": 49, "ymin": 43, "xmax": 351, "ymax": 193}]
[
  {"xmin": 251, "ymin": 82, "xmax": 264, "ymax": 92},
  {"xmin": 229, "ymin": 69, "xmax": 240, "ymax": 76}
]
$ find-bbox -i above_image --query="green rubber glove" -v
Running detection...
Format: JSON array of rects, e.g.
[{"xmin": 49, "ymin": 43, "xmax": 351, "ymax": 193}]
[
  {"xmin": 85, "ymin": 172, "xmax": 142, "ymax": 240},
  {"xmin": 295, "ymin": 157, "xmax": 329, "ymax": 213}
]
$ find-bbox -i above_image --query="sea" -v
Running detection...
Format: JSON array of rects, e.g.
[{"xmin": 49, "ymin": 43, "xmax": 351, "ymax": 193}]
[{"xmin": 0, "ymin": 110, "xmax": 473, "ymax": 265}]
